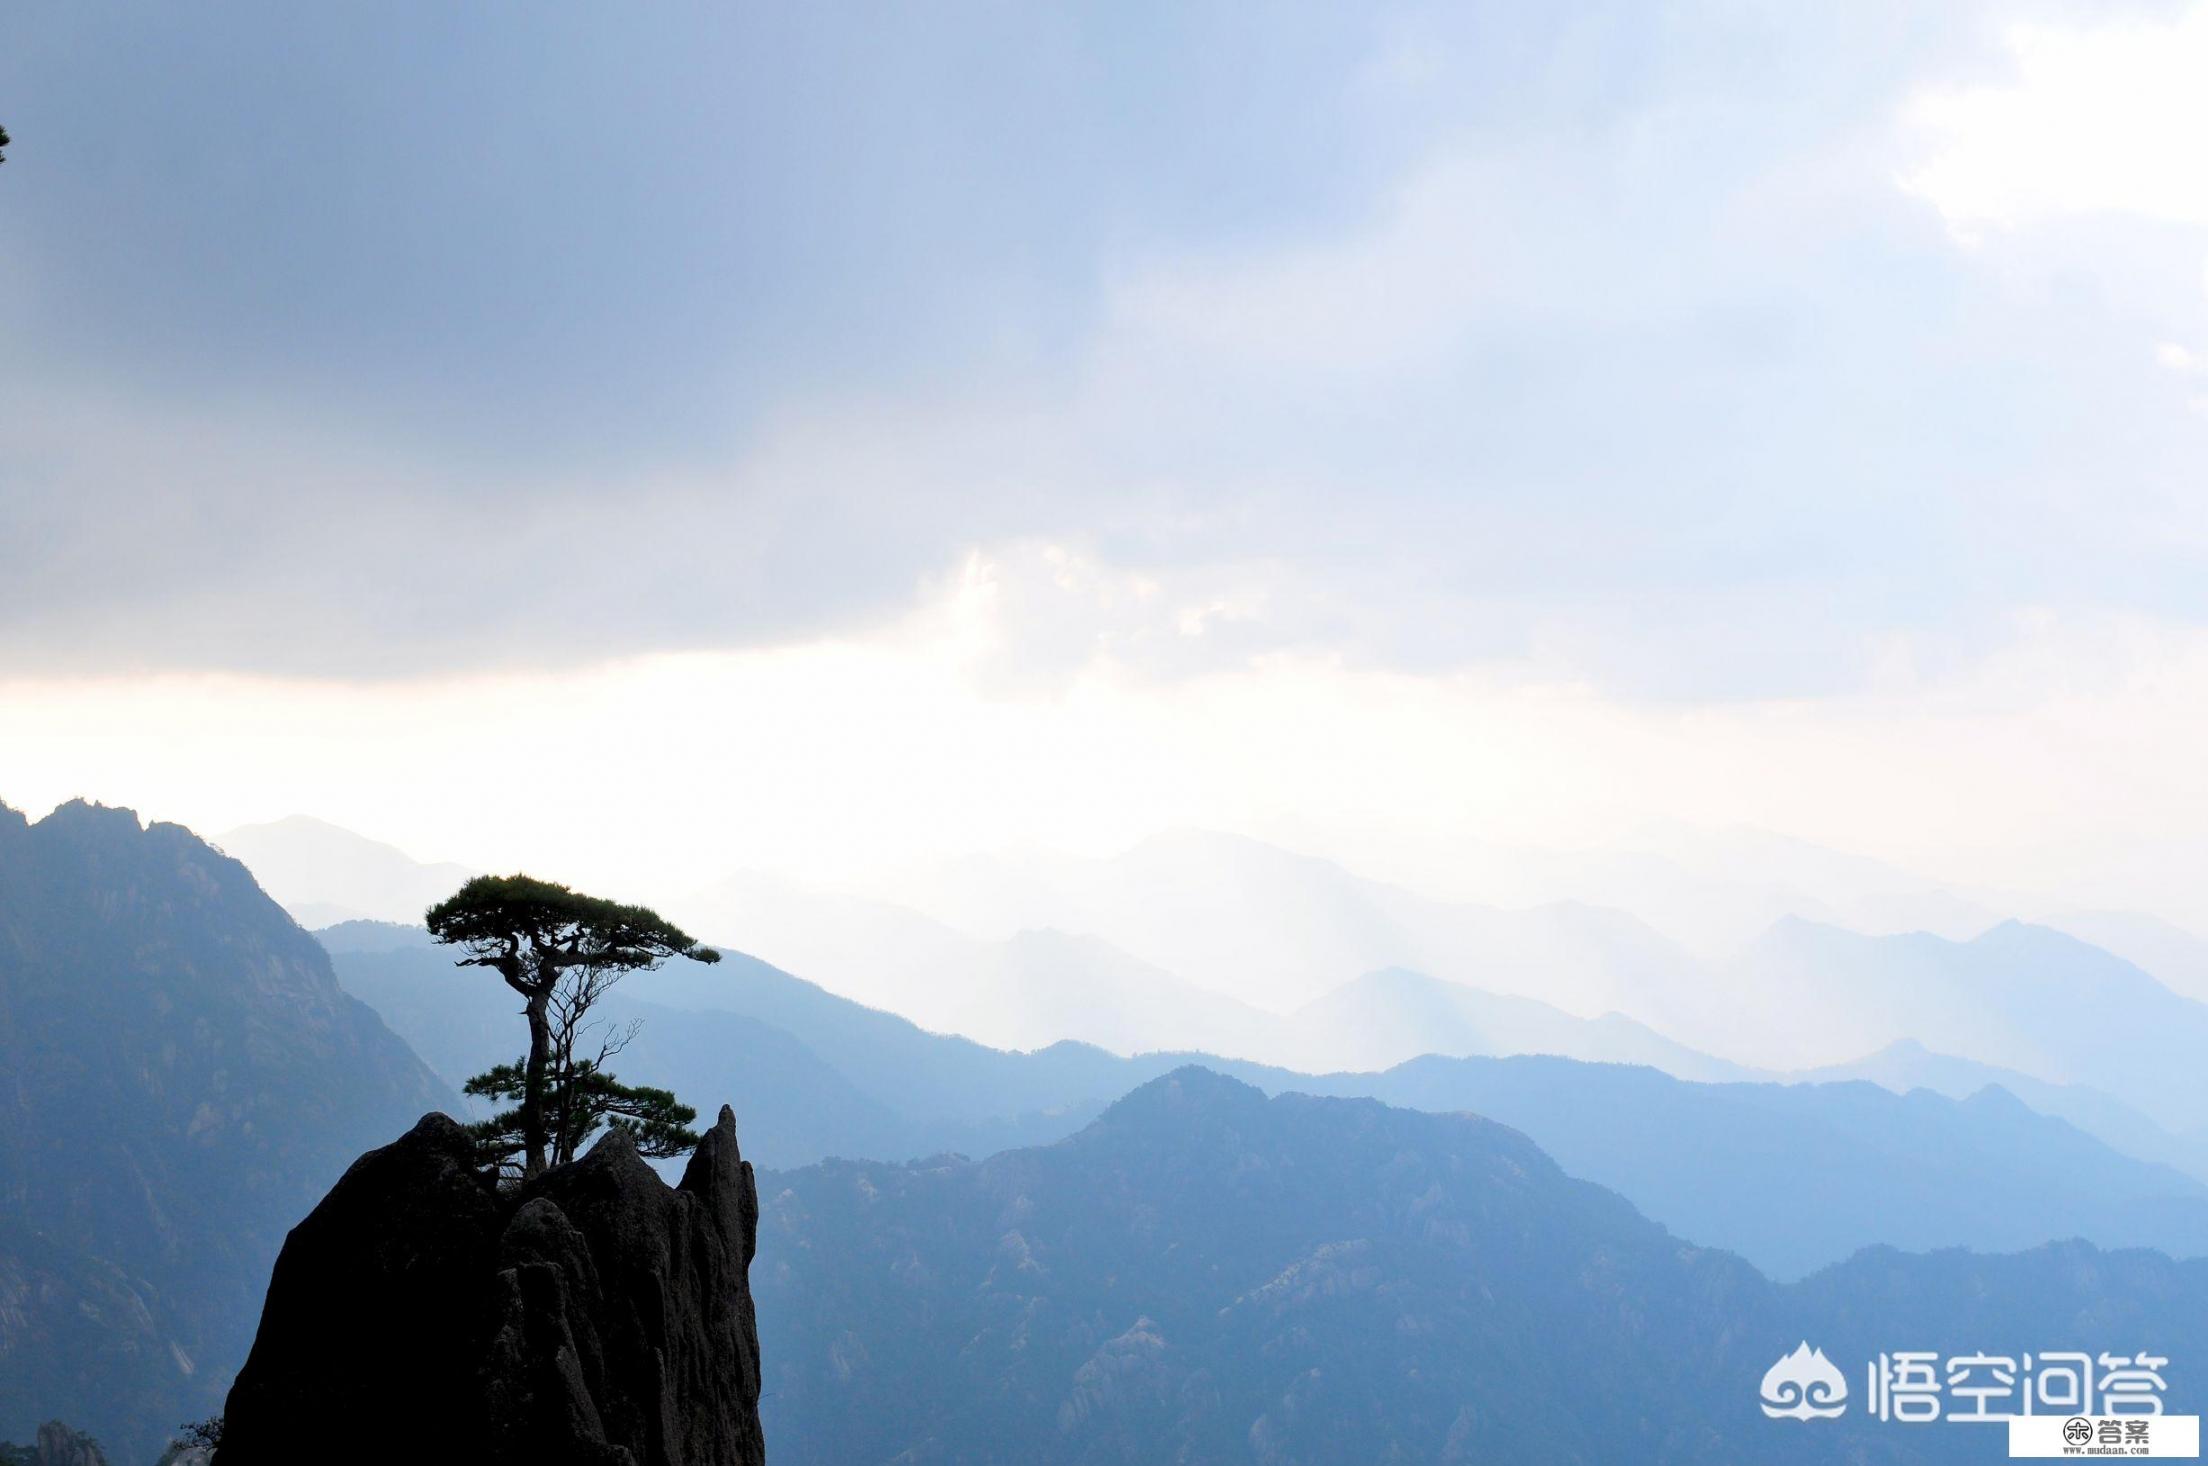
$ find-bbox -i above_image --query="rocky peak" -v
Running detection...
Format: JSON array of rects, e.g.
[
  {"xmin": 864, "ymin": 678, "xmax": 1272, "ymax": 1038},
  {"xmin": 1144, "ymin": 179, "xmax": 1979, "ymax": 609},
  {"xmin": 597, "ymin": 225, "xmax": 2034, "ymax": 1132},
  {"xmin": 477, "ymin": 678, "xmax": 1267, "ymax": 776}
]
[
  {"xmin": 0, "ymin": 1421, "xmax": 109, "ymax": 1466},
  {"xmin": 219, "ymin": 1106, "xmax": 764, "ymax": 1465}
]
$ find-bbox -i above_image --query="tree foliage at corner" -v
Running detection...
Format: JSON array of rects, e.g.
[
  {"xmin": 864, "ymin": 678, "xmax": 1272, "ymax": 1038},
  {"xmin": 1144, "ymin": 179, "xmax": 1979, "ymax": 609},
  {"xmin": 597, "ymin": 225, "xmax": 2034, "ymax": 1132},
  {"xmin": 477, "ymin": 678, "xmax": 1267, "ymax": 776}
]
[
  {"xmin": 0, "ymin": 125, "xmax": 11, "ymax": 165},
  {"xmin": 426, "ymin": 874, "xmax": 718, "ymax": 1178},
  {"xmin": 154, "ymin": 1416, "xmax": 223, "ymax": 1463}
]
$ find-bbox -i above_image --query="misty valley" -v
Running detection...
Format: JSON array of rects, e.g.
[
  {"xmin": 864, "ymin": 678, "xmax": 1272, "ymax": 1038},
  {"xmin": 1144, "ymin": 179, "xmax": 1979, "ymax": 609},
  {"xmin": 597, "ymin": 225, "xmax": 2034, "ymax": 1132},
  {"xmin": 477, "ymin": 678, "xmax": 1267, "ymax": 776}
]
[
  {"xmin": 12, "ymin": 3, "xmax": 2208, "ymax": 1459},
  {"xmin": 4, "ymin": 801, "xmax": 2206, "ymax": 1464}
]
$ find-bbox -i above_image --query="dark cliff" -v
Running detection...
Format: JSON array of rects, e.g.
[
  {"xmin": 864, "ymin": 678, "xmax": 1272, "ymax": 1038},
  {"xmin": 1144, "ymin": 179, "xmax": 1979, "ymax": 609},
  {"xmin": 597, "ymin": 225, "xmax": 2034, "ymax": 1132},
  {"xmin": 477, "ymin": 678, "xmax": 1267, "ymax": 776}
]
[
  {"xmin": 0, "ymin": 799, "xmax": 453, "ymax": 1462},
  {"xmin": 219, "ymin": 1104, "xmax": 764, "ymax": 1466}
]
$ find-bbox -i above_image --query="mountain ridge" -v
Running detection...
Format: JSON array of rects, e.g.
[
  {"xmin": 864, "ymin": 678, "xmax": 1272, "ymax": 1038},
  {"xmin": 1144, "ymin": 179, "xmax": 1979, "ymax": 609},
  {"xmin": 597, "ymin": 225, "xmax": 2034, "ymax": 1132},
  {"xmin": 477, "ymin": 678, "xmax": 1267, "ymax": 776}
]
[
  {"xmin": 0, "ymin": 799, "xmax": 456, "ymax": 1464},
  {"xmin": 323, "ymin": 928, "xmax": 2208, "ymax": 1278},
  {"xmin": 754, "ymin": 1067, "xmax": 2208, "ymax": 1464}
]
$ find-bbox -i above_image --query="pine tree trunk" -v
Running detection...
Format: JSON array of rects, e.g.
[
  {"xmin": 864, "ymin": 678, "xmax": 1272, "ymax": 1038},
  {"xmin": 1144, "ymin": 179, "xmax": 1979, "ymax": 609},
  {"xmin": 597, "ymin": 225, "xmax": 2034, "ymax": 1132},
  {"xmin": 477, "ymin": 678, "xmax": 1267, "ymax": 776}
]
[{"xmin": 522, "ymin": 990, "xmax": 552, "ymax": 1177}]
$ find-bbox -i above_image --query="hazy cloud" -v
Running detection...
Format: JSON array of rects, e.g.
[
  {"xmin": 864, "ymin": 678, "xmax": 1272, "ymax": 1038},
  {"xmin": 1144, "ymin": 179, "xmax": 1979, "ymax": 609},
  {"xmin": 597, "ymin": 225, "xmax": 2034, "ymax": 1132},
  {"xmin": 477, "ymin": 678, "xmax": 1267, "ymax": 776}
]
[{"xmin": 5, "ymin": 0, "xmax": 2205, "ymax": 695}]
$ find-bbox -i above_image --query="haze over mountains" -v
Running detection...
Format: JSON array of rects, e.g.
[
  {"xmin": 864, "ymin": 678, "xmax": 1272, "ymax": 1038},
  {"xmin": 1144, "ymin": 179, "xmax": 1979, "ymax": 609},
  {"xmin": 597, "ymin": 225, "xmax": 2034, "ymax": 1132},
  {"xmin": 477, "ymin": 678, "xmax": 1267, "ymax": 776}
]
[
  {"xmin": 1793, "ymin": 1039, "xmax": 2208, "ymax": 1185},
  {"xmin": 258, "ymin": 809, "xmax": 2208, "ymax": 1271},
  {"xmin": 823, "ymin": 828, "xmax": 1713, "ymax": 1016},
  {"xmin": 23, "ymin": 0, "xmax": 2208, "ymax": 1455},
  {"xmin": 1711, "ymin": 918, "xmax": 2208, "ymax": 1127},
  {"xmin": 321, "ymin": 920, "xmax": 2208, "ymax": 1281},
  {"xmin": 866, "ymin": 824, "xmax": 2003, "ymax": 976},
  {"xmin": 2042, "ymin": 908, "xmax": 2208, "ymax": 1006},
  {"xmin": 215, "ymin": 815, "xmax": 476, "ymax": 929},
  {"xmin": 230, "ymin": 813, "xmax": 2208, "ymax": 1115},
  {"xmin": 13, "ymin": 800, "xmax": 2208, "ymax": 1462}
]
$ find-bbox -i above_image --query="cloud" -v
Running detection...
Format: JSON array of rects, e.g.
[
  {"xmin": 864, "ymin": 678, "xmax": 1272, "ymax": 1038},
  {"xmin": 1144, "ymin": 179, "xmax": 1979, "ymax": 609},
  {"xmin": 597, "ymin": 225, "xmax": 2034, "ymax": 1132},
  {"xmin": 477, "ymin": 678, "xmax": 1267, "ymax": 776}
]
[
  {"xmin": 1900, "ymin": 10, "xmax": 2208, "ymax": 234},
  {"xmin": 3, "ymin": 0, "xmax": 2206, "ymax": 702},
  {"xmin": 15, "ymin": 579, "xmax": 2208, "ymax": 931}
]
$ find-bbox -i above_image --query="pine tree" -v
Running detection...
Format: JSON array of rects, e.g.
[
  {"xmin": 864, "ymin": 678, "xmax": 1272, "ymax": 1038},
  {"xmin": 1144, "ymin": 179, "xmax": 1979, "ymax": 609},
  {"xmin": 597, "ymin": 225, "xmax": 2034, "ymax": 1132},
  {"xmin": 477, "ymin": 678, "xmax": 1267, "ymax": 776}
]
[{"xmin": 427, "ymin": 875, "xmax": 718, "ymax": 1177}]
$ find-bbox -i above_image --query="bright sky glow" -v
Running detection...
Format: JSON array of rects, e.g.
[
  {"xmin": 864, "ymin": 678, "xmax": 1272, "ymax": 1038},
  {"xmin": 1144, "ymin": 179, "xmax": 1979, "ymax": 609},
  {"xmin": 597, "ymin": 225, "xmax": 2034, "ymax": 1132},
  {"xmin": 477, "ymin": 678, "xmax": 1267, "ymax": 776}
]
[{"xmin": 6, "ymin": 2, "xmax": 2208, "ymax": 934}]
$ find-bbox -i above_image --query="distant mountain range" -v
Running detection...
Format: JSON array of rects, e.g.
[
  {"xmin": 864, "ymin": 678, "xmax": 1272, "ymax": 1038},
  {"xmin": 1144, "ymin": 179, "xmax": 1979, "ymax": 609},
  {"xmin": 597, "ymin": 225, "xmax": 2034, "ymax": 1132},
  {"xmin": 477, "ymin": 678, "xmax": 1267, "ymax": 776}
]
[
  {"xmin": 1280, "ymin": 965, "xmax": 1747, "ymax": 1079},
  {"xmin": 667, "ymin": 871, "xmax": 1281, "ymax": 1058},
  {"xmin": 669, "ymin": 864, "xmax": 1739, "ymax": 1074},
  {"xmin": 0, "ymin": 803, "xmax": 452, "ymax": 1464},
  {"xmin": 1296, "ymin": 1054, "xmax": 2208, "ymax": 1279},
  {"xmin": 836, "ymin": 827, "xmax": 1715, "ymax": 1017},
  {"xmin": 755, "ymin": 1068, "xmax": 2208, "ymax": 1465},
  {"xmin": 238, "ymin": 818, "xmax": 2208, "ymax": 1131},
  {"xmin": 215, "ymin": 814, "xmax": 477, "ymax": 928},
  {"xmin": 11, "ymin": 804, "xmax": 2208, "ymax": 1463},
  {"xmin": 326, "ymin": 905, "xmax": 1752, "ymax": 1082},
  {"xmin": 760, "ymin": 829, "xmax": 2208, "ymax": 1118},
  {"xmin": 2044, "ymin": 907, "xmax": 2208, "ymax": 1005},
  {"xmin": 323, "ymin": 923, "xmax": 2208, "ymax": 1279},
  {"xmin": 1709, "ymin": 917, "xmax": 2208, "ymax": 1127},
  {"xmin": 872, "ymin": 821, "xmax": 2017, "ymax": 957},
  {"xmin": 1793, "ymin": 1038, "xmax": 2208, "ymax": 1183}
]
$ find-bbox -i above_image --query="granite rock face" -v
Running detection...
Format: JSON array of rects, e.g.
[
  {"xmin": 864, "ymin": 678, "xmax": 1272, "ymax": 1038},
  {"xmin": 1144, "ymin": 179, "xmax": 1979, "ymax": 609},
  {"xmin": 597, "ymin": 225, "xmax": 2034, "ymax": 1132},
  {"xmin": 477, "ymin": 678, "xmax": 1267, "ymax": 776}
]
[
  {"xmin": 0, "ymin": 1421, "xmax": 111, "ymax": 1466},
  {"xmin": 219, "ymin": 1107, "xmax": 764, "ymax": 1466}
]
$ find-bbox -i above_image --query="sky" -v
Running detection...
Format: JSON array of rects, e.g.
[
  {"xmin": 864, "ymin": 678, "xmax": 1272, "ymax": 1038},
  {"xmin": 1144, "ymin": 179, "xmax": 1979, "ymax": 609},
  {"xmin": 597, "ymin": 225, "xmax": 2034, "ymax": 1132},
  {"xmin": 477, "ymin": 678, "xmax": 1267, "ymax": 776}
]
[{"xmin": 5, "ymin": 1, "xmax": 2208, "ymax": 924}]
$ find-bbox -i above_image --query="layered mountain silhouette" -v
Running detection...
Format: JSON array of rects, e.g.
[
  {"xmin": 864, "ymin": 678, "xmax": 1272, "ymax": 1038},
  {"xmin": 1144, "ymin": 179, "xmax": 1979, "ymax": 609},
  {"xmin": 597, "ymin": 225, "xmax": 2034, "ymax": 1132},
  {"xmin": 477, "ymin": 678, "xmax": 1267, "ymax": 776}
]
[
  {"xmin": 1295, "ymin": 1054, "xmax": 2208, "ymax": 1278},
  {"xmin": 754, "ymin": 1068, "xmax": 2208, "ymax": 1464},
  {"xmin": 862, "ymin": 828, "xmax": 1715, "ymax": 1017},
  {"xmin": 1281, "ymin": 965, "xmax": 1747, "ymax": 1078},
  {"xmin": 239, "ymin": 817, "xmax": 2208, "ymax": 1138},
  {"xmin": 1711, "ymin": 918, "xmax": 2208, "ymax": 1126},
  {"xmin": 0, "ymin": 802, "xmax": 452, "ymax": 1463},
  {"xmin": 670, "ymin": 871, "xmax": 1271, "ymax": 1057},
  {"xmin": 2032, "ymin": 907, "xmax": 2208, "ymax": 1007},
  {"xmin": 671, "ymin": 870, "xmax": 1730, "ymax": 1071},
  {"xmin": 214, "ymin": 814, "xmax": 476, "ymax": 928},
  {"xmin": 10, "ymin": 804, "xmax": 2208, "ymax": 1463},
  {"xmin": 325, "ymin": 928, "xmax": 2208, "ymax": 1278},
  {"xmin": 322, "ymin": 921, "xmax": 1149, "ymax": 1164},
  {"xmin": 1793, "ymin": 1039, "xmax": 2208, "ymax": 1183}
]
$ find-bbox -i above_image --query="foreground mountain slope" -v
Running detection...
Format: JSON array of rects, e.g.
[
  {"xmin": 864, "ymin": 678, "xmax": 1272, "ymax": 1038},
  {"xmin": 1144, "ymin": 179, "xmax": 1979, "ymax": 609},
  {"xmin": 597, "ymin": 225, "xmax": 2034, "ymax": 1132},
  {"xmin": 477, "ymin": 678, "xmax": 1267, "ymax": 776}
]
[
  {"xmin": 755, "ymin": 1068, "xmax": 1756, "ymax": 1464},
  {"xmin": 753, "ymin": 1069, "xmax": 2208, "ymax": 1465},
  {"xmin": 0, "ymin": 801, "xmax": 453, "ymax": 1463}
]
